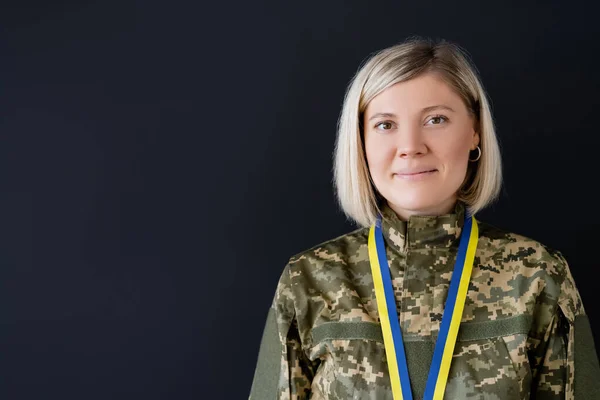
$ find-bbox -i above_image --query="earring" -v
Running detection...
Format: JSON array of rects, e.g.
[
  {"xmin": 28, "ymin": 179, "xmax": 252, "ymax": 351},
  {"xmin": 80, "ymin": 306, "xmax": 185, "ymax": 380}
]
[{"xmin": 469, "ymin": 146, "xmax": 481, "ymax": 162}]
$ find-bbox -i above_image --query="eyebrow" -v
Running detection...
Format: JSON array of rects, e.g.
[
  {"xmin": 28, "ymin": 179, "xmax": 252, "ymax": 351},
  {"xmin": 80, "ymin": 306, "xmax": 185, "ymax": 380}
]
[{"xmin": 368, "ymin": 105, "xmax": 456, "ymax": 121}]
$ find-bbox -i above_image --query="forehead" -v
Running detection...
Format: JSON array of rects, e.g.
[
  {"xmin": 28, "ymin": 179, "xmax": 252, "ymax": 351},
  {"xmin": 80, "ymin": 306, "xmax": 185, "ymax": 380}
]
[{"xmin": 365, "ymin": 73, "xmax": 466, "ymax": 115}]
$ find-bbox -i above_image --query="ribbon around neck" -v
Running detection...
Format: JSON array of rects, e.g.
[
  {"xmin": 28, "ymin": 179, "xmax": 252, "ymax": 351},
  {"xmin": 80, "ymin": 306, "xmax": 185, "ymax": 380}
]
[{"xmin": 368, "ymin": 214, "xmax": 479, "ymax": 400}]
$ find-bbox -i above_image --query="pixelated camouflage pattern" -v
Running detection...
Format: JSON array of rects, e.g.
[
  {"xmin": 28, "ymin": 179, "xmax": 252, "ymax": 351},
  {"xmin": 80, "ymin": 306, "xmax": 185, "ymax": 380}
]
[{"xmin": 250, "ymin": 201, "xmax": 595, "ymax": 399}]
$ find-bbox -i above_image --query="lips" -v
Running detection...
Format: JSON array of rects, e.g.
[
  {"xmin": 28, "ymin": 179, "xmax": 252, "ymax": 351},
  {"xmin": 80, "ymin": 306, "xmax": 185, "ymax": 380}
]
[
  {"xmin": 395, "ymin": 169, "xmax": 437, "ymax": 176},
  {"xmin": 392, "ymin": 168, "xmax": 438, "ymax": 181}
]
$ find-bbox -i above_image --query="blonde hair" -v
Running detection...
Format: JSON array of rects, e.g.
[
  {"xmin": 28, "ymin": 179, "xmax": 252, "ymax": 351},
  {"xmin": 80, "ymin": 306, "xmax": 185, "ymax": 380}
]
[{"xmin": 333, "ymin": 37, "xmax": 503, "ymax": 227}]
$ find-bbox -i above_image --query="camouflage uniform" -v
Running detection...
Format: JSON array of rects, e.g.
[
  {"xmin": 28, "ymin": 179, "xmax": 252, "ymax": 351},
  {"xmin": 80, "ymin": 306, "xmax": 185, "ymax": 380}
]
[{"xmin": 249, "ymin": 202, "xmax": 600, "ymax": 399}]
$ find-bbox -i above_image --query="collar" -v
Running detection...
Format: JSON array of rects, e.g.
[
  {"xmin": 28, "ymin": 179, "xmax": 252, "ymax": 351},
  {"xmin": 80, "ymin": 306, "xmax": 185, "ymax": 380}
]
[{"xmin": 378, "ymin": 201, "xmax": 466, "ymax": 252}]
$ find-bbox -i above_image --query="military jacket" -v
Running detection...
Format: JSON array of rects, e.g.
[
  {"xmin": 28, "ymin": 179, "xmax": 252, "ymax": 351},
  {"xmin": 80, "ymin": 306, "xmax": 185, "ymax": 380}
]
[{"xmin": 249, "ymin": 203, "xmax": 600, "ymax": 399}]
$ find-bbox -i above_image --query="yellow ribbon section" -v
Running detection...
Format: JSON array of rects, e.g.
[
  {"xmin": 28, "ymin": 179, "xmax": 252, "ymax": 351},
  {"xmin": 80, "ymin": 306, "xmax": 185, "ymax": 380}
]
[
  {"xmin": 432, "ymin": 216, "xmax": 478, "ymax": 399},
  {"xmin": 368, "ymin": 226, "xmax": 404, "ymax": 399}
]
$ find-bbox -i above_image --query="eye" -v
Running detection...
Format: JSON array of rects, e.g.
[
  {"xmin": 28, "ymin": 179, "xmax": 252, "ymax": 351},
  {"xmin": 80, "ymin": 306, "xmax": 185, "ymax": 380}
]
[
  {"xmin": 426, "ymin": 115, "xmax": 448, "ymax": 125},
  {"xmin": 375, "ymin": 121, "xmax": 394, "ymax": 130}
]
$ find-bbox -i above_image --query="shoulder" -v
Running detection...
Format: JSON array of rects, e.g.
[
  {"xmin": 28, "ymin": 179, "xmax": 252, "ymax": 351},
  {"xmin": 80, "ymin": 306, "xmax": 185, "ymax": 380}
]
[
  {"xmin": 476, "ymin": 219, "xmax": 585, "ymax": 320},
  {"xmin": 273, "ymin": 226, "xmax": 371, "ymax": 317},
  {"xmin": 476, "ymin": 219, "xmax": 572, "ymax": 289},
  {"xmin": 284, "ymin": 226, "xmax": 370, "ymax": 273}
]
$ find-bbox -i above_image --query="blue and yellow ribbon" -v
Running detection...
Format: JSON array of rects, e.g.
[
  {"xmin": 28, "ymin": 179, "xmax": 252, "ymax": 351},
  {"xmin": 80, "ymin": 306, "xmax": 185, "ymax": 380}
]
[{"xmin": 368, "ymin": 214, "xmax": 478, "ymax": 400}]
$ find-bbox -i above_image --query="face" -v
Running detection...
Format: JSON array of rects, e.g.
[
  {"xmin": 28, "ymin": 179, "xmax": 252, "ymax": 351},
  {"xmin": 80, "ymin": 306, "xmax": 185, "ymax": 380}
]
[{"xmin": 363, "ymin": 72, "xmax": 479, "ymax": 220}]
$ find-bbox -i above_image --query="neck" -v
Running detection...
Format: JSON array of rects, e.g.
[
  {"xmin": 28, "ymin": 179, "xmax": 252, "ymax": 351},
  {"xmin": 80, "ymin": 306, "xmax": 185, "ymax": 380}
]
[{"xmin": 387, "ymin": 197, "xmax": 458, "ymax": 221}]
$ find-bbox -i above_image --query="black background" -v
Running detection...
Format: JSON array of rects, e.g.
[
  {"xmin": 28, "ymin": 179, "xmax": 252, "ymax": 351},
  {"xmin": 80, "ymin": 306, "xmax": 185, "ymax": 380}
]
[{"xmin": 2, "ymin": 1, "xmax": 600, "ymax": 398}]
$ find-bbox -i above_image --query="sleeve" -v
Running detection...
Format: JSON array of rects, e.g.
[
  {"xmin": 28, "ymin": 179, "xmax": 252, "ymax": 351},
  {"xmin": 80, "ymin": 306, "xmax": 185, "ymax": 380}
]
[
  {"xmin": 530, "ymin": 252, "xmax": 600, "ymax": 399},
  {"xmin": 249, "ymin": 264, "xmax": 319, "ymax": 400}
]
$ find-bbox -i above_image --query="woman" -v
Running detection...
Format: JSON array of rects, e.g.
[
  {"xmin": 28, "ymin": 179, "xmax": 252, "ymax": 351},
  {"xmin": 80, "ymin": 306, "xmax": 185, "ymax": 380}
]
[{"xmin": 249, "ymin": 38, "xmax": 600, "ymax": 399}]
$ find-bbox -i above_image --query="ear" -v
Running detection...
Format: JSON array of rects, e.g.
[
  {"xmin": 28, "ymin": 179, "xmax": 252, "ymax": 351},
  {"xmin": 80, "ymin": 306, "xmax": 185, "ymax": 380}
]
[{"xmin": 471, "ymin": 131, "xmax": 480, "ymax": 150}]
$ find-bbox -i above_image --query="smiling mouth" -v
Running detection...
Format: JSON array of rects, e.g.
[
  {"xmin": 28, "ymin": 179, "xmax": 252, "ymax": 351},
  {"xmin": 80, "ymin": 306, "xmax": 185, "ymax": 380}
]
[
  {"xmin": 394, "ymin": 169, "xmax": 438, "ymax": 180},
  {"xmin": 397, "ymin": 169, "xmax": 437, "ymax": 176}
]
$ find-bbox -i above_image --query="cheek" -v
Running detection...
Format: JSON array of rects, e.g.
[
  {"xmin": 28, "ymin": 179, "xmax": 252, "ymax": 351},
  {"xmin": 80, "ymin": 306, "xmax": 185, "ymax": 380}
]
[
  {"xmin": 365, "ymin": 135, "xmax": 394, "ymax": 170},
  {"xmin": 438, "ymin": 142, "xmax": 470, "ymax": 175}
]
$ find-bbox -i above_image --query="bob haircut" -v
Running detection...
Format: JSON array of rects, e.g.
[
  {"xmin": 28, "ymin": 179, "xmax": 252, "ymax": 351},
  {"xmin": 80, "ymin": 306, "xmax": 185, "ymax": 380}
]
[{"xmin": 333, "ymin": 37, "xmax": 503, "ymax": 228}]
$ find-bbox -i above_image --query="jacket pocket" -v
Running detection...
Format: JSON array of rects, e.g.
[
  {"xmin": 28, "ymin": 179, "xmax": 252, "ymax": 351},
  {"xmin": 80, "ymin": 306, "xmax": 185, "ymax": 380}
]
[
  {"xmin": 447, "ymin": 336, "xmax": 522, "ymax": 400},
  {"xmin": 310, "ymin": 322, "xmax": 392, "ymax": 400}
]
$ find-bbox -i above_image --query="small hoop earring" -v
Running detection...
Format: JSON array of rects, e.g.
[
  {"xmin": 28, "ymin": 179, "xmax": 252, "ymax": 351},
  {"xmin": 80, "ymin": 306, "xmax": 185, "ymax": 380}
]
[{"xmin": 469, "ymin": 146, "xmax": 481, "ymax": 162}]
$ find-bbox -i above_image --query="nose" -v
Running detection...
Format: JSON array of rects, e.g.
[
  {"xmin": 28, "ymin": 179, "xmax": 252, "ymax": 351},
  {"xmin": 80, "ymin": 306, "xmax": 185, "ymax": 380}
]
[{"xmin": 395, "ymin": 123, "xmax": 427, "ymax": 158}]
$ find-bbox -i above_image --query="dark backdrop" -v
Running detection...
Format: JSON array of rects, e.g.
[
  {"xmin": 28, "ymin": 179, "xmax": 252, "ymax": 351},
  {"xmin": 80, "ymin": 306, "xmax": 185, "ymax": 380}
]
[{"xmin": 2, "ymin": 1, "xmax": 599, "ymax": 399}]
